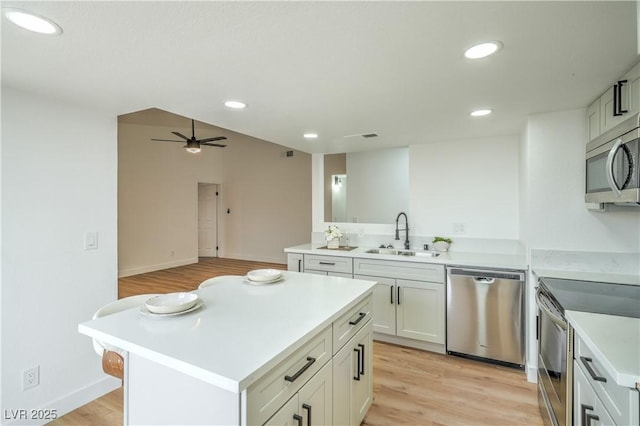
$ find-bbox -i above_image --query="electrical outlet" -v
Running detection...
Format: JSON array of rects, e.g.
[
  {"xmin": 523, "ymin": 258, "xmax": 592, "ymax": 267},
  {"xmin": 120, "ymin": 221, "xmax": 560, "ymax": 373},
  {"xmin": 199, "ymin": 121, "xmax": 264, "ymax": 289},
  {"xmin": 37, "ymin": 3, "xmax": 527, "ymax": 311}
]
[
  {"xmin": 453, "ymin": 223, "xmax": 467, "ymax": 234},
  {"xmin": 23, "ymin": 366, "xmax": 39, "ymax": 390}
]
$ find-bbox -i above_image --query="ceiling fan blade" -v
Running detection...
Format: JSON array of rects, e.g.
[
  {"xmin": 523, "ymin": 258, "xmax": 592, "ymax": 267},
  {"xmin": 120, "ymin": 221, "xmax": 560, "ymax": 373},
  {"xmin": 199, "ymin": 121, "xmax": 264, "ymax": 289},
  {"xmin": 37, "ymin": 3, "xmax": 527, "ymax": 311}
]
[
  {"xmin": 151, "ymin": 138, "xmax": 186, "ymax": 143},
  {"xmin": 171, "ymin": 132, "xmax": 190, "ymax": 141},
  {"xmin": 200, "ymin": 142, "xmax": 227, "ymax": 147},
  {"xmin": 197, "ymin": 136, "xmax": 227, "ymax": 143}
]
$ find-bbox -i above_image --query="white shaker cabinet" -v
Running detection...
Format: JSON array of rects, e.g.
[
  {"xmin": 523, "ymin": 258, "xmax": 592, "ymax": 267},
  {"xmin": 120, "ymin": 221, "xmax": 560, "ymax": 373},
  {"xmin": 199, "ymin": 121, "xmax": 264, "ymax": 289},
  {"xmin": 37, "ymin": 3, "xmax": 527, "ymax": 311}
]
[
  {"xmin": 587, "ymin": 61, "xmax": 640, "ymax": 142},
  {"xmin": 287, "ymin": 253, "xmax": 304, "ymax": 272},
  {"xmin": 265, "ymin": 360, "xmax": 333, "ymax": 426},
  {"xmin": 303, "ymin": 254, "xmax": 353, "ymax": 278},
  {"xmin": 333, "ymin": 320, "xmax": 373, "ymax": 426},
  {"xmin": 354, "ymin": 257, "xmax": 446, "ymax": 350},
  {"xmin": 572, "ymin": 332, "xmax": 639, "ymax": 426}
]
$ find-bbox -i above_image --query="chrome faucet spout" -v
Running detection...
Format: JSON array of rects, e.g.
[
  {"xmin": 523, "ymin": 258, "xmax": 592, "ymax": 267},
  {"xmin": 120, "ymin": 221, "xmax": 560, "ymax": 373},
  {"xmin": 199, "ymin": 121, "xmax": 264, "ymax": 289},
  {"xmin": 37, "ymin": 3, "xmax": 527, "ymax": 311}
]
[{"xmin": 395, "ymin": 212, "xmax": 410, "ymax": 250}]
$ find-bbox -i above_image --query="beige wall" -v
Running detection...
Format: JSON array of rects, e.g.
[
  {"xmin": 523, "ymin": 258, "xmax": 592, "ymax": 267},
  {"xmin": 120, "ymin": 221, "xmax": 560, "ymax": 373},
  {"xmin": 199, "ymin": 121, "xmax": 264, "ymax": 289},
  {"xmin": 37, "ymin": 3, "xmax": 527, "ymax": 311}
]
[
  {"xmin": 118, "ymin": 117, "xmax": 311, "ymax": 276},
  {"xmin": 220, "ymin": 139, "xmax": 311, "ymax": 263}
]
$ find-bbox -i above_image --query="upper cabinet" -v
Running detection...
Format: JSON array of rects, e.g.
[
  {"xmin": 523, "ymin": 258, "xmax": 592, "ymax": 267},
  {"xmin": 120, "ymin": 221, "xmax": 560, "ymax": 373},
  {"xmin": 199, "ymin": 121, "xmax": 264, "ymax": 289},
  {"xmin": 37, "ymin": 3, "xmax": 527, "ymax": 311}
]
[{"xmin": 588, "ymin": 61, "xmax": 640, "ymax": 143}]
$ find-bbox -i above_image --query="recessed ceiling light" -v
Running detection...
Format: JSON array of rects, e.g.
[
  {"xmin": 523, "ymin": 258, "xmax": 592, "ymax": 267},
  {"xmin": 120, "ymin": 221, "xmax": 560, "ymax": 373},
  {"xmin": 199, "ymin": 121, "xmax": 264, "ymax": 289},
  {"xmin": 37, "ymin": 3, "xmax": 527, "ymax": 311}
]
[
  {"xmin": 224, "ymin": 100, "xmax": 247, "ymax": 109},
  {"xmin": 303, "ymin": 133, "xmax": 318, "ymax": 139},
  {"xmin": 464, "ymin": 41, "xmax": 502, "ymax": 59},
  {"xmin": 470, "ymin": 109, "xmax": 493, "ymax": 117},
  {"xmin": 3, "ymin": 8, "xmax": 62, "ymax": 35}
]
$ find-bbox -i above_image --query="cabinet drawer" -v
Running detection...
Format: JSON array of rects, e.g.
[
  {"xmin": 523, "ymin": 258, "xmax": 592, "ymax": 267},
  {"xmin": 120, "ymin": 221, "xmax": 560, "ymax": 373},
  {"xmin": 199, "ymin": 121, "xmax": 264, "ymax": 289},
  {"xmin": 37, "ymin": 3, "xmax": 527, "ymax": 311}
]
[
  {"xmin": 575, "ymin": 334, "xmax": 640, "ymax": 426},
  {"xmin": 304, "ymin": 254, "xmax": 353, "ymax": 274},
  {"xmin": 354, "ymin": 258, "xmax": 444, "ymax": 282},
  {"xmin": 333, "ymin": 295, "xmax": 372, "ymax": 354},
  {"xmin": 574, "ymin": 359, "xmax": 617, "ymax": 426},
  {"xmin": 247, "ymin": 326, "xmax": 333, "ymax": 426}
]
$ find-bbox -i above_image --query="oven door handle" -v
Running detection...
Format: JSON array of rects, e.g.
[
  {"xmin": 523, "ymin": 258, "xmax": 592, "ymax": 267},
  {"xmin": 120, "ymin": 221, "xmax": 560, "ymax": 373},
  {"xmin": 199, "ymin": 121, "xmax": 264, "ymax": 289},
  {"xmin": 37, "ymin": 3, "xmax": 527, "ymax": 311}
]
[
  {"xmin": 605, "ymin": 138, "xmax": 623, "ymax": 197},
  {"xmin": 535, "ymin": 289, "xmax": 567, "ymax": 329}
]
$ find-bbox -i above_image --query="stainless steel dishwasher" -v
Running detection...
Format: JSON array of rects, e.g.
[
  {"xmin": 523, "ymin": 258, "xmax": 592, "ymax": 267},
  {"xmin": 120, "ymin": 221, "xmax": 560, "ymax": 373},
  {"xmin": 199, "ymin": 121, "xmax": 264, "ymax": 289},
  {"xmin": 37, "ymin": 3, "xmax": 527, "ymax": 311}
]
[{"xmin": 446, "ymin": 267, "xmax": 525, "ymax": 368}]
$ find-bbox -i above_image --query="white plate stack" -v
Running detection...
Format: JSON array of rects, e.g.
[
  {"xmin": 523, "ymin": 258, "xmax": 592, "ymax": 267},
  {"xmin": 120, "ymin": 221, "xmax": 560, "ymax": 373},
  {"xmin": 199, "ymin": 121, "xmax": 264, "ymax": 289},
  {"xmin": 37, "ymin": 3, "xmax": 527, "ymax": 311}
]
[
  {"xmin": 245, "ymin": 269, "xmax": 283, "ymax": 284},
  {"xmin": 143, "ymin": 292, "xmax": 201, "ymax": 316}
]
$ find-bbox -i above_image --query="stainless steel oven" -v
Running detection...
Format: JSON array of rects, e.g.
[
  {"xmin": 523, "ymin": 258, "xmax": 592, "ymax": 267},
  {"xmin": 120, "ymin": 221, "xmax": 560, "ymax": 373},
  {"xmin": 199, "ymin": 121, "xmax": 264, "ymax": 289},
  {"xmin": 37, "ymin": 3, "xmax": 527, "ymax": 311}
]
[{"xmin": 536, "ymin": 283, "xmax": 572, "ymax": 426}]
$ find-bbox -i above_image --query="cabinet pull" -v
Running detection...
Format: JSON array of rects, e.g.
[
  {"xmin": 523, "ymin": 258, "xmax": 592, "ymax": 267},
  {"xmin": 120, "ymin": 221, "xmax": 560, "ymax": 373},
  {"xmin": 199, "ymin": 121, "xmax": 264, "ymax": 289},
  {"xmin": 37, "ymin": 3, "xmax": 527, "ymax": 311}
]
[
  {"xmin": 390, "ymin": 285, "xmax": 394, "ymax": 304},
  {"xmin": 618, "ymin": 79, "xmax": 628, "ymax": 114},
  {"xmin": 581, "ymin": 404, "xmax": 594, "ymax": 426},
  {"xmin": 302, "ymin": 403, "xmax": 311, "ymax": 426},
  {"xmin": 585, "ymin": 413, "xmax": 600, "ymax": 426},
  {"xmin": 319, "ymin": 261, "xmax": 335, "ymax": 266},
  {"xmin": 358, "ymin": 343, "xmax": 365, "ymax": 375},
  {"xmin": 580, "ymin": 356, "xmax": 607, "ymax": 383},
  {"xmin": 397, "ymin": 286, "xmax": 401, "ymax": 305},
  {"xmin": 353, "ymin": 347, "xmax": 361, "ymax": 381},
  {"xmin": 613, "ymin": 83, "xmax": 621, "ymax": 116},
  {"xmin": 284, "ymin": 356, "xmax": 316, "ymax": 382},
  {"xmin": 349, "ymin": 312, "xmax": 366, "ymax": 326},
  {"xmin": 293, "ymin": 413, "xmax": 303, "ymax": 426},
  {"xmin": 298, "ymin": 259, "xmax": 302, "ymax": 272}
]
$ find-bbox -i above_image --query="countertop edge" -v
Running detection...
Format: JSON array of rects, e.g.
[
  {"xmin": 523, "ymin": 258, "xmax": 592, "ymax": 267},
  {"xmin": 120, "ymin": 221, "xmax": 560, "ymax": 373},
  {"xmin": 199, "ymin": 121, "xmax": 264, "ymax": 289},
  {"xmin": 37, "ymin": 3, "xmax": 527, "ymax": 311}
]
[
  {"xmin": 566, "ymin": 311, "xmax": 640, "ymax": 389},
  {"xmin": 285, "ymin": 244, "xmax": 528, "ymax": 271}
]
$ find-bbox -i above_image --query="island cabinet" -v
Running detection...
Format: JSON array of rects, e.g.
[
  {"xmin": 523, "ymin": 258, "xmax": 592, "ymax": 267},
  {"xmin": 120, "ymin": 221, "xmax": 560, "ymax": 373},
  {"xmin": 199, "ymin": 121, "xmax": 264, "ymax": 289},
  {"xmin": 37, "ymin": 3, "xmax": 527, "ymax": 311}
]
[
  {"xmin": 354, "ymin": 257, "xmax": 445, "ymax": 352},
  {"xmin": 287, "ymin": 253, "xmax": 304, "ymax": 272},
  {"xmin": 78, "ymin": 272, "xmax": 376, "ymax": 426},
  {"xmin": 573, "ymin": 333, "xmax": 639, "ymax": 426}
]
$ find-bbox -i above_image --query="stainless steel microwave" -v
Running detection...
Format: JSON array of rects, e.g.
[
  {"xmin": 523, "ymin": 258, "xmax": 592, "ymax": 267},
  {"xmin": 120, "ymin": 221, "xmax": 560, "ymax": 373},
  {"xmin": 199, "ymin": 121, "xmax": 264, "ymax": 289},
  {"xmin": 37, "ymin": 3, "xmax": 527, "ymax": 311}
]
[{"xmin": 586, "ymin": 113, "xmax": 640, "ymax": 205}]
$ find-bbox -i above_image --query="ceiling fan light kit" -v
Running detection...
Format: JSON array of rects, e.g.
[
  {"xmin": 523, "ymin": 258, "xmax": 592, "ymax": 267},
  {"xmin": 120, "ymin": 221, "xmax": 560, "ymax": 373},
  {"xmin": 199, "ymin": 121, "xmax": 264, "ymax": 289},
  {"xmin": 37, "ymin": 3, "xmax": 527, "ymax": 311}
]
[{"xmin": 151, "ymin": 119, "xmax": 227, "ymax": 154}]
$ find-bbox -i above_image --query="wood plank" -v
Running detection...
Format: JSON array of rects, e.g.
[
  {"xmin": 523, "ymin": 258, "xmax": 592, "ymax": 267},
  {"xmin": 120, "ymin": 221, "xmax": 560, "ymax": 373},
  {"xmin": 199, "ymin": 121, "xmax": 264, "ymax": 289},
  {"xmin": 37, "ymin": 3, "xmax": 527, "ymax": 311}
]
[{"xmin": 52, "ymin": 258, "xmax": 543, "ymax": 426}]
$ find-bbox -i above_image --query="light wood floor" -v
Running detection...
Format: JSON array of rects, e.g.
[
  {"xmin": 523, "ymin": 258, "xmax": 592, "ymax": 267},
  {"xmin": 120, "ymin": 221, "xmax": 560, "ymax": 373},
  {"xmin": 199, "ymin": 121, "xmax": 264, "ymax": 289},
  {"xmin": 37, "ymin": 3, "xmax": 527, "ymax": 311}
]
[{"xmin": 52, "ymin": 258, "xmax": 543, "ymax": 426}]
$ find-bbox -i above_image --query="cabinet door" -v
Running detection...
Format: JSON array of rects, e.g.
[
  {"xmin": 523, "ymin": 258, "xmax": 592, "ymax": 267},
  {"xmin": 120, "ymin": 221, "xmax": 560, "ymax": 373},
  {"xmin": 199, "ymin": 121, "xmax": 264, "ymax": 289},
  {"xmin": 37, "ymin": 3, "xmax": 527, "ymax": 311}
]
[
  {"xmin": 624, "ymin": 61, "xmax": 640, "ymax": 118},
  {"xmin": 573, "ymin": 361, "xmax": 616, "ymax": 426},
  {"xmin": 600, "ymin": 83, "xmax": 629, "ymax": 133},
  {"xmin": 298, "ymin": 360, "xmax": 333, "ymax": 426},
  {"xmin": 351, "ymin": 323, "xmax": 373, "ymax": 426},
  {"xmin": 355, "ymin": 275, "xmax": 396, "ymax": 335},
  {"xmin": 586, "ymin": 99, "xmax": 601, "ymax": 143},
  {"xmin": 332, "ymin": 321, "xmax": 373, "ymax": 426},
  {"xmin": 264, "ymin": 394, "xmax": 299, "ymax": 426},
  {"xmin": 396, "ymin": 279, "xmax": 445, "ymax": 344},
  {"xmin": 328, "ymin": 272, "xmax": 353, "ymax": 278},
  {"xmin": 287, "ymin": 254, "xmax": 304, "ymax": 272}
]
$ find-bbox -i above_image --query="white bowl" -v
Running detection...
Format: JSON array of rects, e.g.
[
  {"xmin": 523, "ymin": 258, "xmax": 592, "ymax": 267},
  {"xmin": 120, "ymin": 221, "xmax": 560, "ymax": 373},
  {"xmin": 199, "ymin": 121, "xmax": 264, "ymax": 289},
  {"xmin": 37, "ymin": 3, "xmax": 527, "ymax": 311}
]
[
  {"xmin": 247, "ymin": 269, "xmax": 282, "ymax": 282},
  {"xmin": 432, "ymin": 241, "xmax": 450, "ymax": 252},
  {"xmin": 145, "ymin": 292, "xmax": 199, "ymax": 314}
]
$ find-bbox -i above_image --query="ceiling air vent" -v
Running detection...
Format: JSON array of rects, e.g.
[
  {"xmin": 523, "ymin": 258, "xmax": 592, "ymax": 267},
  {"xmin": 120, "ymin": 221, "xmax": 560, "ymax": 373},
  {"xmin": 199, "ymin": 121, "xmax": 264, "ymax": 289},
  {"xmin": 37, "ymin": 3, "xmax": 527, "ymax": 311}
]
[{"xmin": 361, "ymin": 133, "xmax": 378, "ymax": 138}]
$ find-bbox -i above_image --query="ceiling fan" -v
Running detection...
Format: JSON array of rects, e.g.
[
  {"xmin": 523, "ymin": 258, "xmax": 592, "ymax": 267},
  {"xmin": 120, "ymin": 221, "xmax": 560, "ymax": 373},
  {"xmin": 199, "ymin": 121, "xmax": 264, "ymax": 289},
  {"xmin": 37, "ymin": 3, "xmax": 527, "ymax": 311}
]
[{"xmin": 151, "ymin": 119, "xmax": 227, "ymax": 154}]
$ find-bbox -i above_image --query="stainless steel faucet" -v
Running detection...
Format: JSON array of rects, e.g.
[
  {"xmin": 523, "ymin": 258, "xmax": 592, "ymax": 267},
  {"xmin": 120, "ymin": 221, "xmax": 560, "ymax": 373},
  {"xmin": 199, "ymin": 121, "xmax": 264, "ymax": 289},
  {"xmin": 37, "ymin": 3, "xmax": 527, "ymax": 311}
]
[{"xmin": 395, "ymin": 212, "xmax": 410, "ymax": 250}]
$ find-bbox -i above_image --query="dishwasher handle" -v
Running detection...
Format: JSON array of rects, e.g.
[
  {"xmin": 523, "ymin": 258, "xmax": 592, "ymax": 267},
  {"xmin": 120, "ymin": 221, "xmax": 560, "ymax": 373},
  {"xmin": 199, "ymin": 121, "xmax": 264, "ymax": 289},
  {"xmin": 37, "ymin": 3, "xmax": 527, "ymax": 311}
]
[
  {"xmin": 473, "ymin": 277, "xmax": 495, "ymax": 284},
  {"xmin": 448, "ymin": 267, "xmax": 524, "ymax": 281}
]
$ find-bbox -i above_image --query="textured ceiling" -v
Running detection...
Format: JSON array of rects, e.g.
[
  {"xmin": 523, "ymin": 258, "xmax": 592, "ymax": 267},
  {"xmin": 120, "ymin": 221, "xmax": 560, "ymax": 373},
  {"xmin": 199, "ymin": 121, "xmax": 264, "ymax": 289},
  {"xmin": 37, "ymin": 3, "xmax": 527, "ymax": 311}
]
[{"xmin": 2, "ymin": 1, "xmax": 638, "ymax": 154}]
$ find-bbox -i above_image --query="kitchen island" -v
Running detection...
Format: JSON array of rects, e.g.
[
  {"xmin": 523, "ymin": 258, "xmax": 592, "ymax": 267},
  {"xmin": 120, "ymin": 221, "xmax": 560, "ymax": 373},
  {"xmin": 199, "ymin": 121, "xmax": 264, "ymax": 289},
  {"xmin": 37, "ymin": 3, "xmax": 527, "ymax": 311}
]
[{"xmin": 79, "ymin": 271, "xmax": 377, "ymax": 425}]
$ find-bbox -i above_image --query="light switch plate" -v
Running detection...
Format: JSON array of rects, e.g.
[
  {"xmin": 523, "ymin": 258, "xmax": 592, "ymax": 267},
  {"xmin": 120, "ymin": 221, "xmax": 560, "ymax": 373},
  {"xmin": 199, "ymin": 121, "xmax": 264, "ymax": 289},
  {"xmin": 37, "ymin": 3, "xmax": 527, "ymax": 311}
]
[{"xmin": 84, "ymin": 232, "xmax": 98, "ymax": 250}]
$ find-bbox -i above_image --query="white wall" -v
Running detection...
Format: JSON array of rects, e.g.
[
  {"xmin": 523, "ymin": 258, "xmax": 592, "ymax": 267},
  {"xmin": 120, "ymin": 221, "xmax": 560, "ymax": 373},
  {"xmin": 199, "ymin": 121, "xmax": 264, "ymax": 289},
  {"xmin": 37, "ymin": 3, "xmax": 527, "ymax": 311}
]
[
  {"xmin": 118, "ymin": 122, "xmax": 224, "ymax": 276},
  {"xmin": 346, "ymin": 148, "xmax": 409, "ymax": 224},
  {"xmin": 409, "ymin": 137, "xmax": 520, "ymax": 238},
  {"xmin": 220, "ymin": 137, "xmax": 311, "ymax": 263},
  {"xmin": 523, "ymin": 109, "xmax": 640, "ymax": 252},
  {"xmin": 1, "ymin": 87, "xmax": 119, "ymax": 424}
]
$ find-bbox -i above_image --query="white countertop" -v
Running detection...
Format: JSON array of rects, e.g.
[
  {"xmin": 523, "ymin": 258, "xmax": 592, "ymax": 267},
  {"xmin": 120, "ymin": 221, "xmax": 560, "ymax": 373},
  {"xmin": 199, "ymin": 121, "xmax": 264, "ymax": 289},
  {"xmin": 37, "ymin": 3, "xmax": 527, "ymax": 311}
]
[
  {"xmin": 567, "ymin": 310, "xmax": 640, "ymax": 389},
  {"xmin": 78, "ymin": 271, "xmax": 376, "ymax": 393},
  {"xmin": 285, "ymin": 243, "xmax": 527, "ymax": 270},
  {"xmin": 534, "ymin": 268, "xmax": 640, "ymax": 286}
]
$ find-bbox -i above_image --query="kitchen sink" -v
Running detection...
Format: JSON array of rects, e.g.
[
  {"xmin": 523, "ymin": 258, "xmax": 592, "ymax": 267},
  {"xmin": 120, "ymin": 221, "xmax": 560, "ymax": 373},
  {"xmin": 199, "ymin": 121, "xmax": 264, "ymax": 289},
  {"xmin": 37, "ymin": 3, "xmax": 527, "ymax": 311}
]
[{"xmin": 365, "ymin": 248, "xmax": 440, "ymax": 257}]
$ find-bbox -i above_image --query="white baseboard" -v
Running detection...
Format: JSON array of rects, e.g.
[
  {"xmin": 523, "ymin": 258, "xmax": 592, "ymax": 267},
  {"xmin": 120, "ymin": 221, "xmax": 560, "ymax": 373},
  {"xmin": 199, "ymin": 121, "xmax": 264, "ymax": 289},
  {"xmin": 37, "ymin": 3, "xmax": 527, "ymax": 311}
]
[
  {"xmin": 222, "ymin": 252, "xmax": 287, "ymax": 265},
  {"xmin": 373, "ymin": 333, "xmax": 446, "ymax": 354},
  {"xmin": 527, "ymin": 365, "xmax": 538, "ymax": 383},
  {"xmin": 118, "ymin": 257, "xmax": 198, "ymax": 278},
  {"xmin": 3, "ymin": 376, "xmax": 120, "ymax": 425}
]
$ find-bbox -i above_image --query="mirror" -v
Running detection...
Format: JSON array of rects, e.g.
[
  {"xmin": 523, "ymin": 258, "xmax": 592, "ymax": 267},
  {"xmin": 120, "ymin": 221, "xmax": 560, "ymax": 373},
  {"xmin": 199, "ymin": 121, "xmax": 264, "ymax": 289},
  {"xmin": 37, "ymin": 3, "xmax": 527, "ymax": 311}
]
[{"xmin": 324, "ymin": 147, "xmax": 409, "ymax": 224}]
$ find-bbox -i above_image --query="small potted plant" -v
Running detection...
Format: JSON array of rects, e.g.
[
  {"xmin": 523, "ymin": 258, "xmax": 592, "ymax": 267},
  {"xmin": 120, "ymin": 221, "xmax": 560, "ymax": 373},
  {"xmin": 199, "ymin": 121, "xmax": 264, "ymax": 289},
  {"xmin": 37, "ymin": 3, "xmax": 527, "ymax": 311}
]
[
  {"xmin": 432, "ymin": 236, "xmax": 452, "ymax": 252},
  {"xmin": 325, "ymin": 224, "xmax": 343, "ymax": 249}
]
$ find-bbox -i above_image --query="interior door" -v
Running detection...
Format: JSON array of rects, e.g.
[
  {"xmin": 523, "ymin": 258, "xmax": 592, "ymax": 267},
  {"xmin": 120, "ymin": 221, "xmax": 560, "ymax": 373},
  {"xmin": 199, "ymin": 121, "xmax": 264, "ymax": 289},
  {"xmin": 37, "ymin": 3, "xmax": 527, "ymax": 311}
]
[{"xmin": 198, "ymin": 183, "xmax": 218, "ymax": 257}]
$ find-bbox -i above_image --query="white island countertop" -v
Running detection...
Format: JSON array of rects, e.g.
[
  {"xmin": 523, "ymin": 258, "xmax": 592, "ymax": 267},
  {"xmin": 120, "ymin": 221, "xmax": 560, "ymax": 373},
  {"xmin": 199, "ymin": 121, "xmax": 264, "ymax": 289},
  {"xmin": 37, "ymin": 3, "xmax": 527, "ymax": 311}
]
[
  {"xmin": 79, "ymin": 271, "xmax": 376, "ymax": 393},
  {"xmin": 285, "ymin": 243, "xmax": 527, "ymax": 270},
  {"xmin": 567, "ymin": 310, "xmax": 640, "ymax": 389}
]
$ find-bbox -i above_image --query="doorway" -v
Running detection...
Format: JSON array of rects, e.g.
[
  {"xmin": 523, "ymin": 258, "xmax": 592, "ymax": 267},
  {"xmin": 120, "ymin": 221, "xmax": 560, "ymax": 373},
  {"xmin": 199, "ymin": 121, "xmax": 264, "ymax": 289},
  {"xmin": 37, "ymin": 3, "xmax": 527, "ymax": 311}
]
[{"xmin": 198, "ymin": 183, "xmax": 218, "ymax": 257}]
